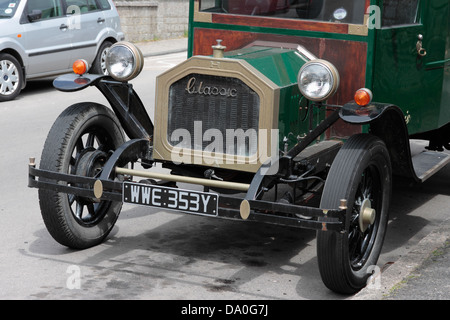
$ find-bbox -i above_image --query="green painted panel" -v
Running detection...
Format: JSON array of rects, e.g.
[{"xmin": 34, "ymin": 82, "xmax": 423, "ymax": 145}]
[
  {"xmin": 225, "ymin": 47, "xmax": 304, "ymax": 87},
  {"xmin": 225, "ymin": 46, "xmax": 318, "ymax": 148},
  {"xmin": 372, "ymin": 0, "xmax": 450, "ymax": 135},
  {"xmin": 372, "ymin": 25, "xmax": 442, "ymax": 135},
  {"xmin": 437, "ymin": 2, "xmax": 450, "ymax": 127}
]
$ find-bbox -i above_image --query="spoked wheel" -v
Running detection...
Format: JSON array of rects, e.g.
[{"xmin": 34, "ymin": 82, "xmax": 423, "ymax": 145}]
[
  {"xmin": 38, "ymin": 102, "xmax": 125, "ymax": 249},
  {"xmin": 317, "ymin": 134, "xmax": 392, "ymax": 294}
]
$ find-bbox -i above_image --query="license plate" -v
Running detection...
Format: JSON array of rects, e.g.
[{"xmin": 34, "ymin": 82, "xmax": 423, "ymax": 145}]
[{"xmin": 123, "ymin": 182, "xmax": 219, "ymax": 216}]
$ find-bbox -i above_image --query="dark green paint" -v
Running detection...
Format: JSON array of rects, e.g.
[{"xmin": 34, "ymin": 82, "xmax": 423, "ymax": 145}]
[
  {"xmin": 372, "ymin": 0, "xmax": 450, "ymax": 134},
  {"xmin": 224, "ymin": 46, "xmax": 319, "ymax": 148},
  {"xmin": 225, "ymin": 47, "xmax": 304, "ymax": 87}
]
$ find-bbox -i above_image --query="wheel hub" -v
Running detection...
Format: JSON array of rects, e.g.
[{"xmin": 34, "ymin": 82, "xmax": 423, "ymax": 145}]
[
  {"xmin": 359, "ymin": 198, "xmax": 376, "ymax": 232},
  {"xmin": 75, "ymin": 149, "xmax": 107, "ymax": 202}
]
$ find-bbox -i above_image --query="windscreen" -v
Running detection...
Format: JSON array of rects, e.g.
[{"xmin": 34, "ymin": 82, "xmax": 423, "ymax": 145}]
[
  {"xmin": 0, "ymin": 0, "xmax": 20, "ymax": 18},
  {"xmin": 200, "ymin": 0, "xmax": 366, "ymax": 25}
]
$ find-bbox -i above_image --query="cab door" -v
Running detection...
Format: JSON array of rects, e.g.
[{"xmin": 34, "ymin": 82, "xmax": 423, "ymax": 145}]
[
  {"xmin": 21, "ymin": 0, "xmax": 71, "ymax": 77},
  {"xmin": 422, "ymin": 0, "xmax": 450, "ymax": 127},
  {"xmin": 372, "ymin": 0, "xmax": 448, "ymax": 135}
]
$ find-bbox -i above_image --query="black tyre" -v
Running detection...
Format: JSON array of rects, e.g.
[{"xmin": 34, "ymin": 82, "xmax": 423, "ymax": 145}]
[
  {"xmin": 38, "ymin": 102, "xmax": 125, "ymax": 249},
  {"xmin": 317, "ymin": 134, "xmax": 392, "ymax": 294},
  {"xmin": 90, "ymin": 41, "xmax": 113, "ymax": 75},
  {"xmin": 0, "ymin": 53, "xmax": 23, "ymax": 102}
]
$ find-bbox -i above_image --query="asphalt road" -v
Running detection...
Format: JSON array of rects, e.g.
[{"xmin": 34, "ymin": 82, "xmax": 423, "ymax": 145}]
[{"xmin": 0, "ymin": 52, "xmax": 449, "ymax": 301}]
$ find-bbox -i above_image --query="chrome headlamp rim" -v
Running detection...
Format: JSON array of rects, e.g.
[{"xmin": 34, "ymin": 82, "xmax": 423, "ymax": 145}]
[
  {"xmin": 297, "ymin": 59, "xmax": 340, "ymax": 102},
  {"xmin": 106, "ymin": 41, "xmax": 144, "ymax": 82}
]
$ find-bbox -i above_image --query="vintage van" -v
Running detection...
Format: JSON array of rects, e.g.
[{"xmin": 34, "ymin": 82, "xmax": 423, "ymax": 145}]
[{"xmin": 28, "ymin": 0, "xmax": 450, "ymax": 294}]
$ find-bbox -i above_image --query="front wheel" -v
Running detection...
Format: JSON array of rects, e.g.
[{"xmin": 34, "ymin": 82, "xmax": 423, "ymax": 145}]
[
  {"xmin": 0, "ymin": 53, "xmax": 23, "ymax": 102},
  {"xmin": 317, "ymin": 134, "xmax": 392, "ymax": 294},
  {"xmin": 38, "ymin": 102, "xmax": 125, "ymax": 249}
]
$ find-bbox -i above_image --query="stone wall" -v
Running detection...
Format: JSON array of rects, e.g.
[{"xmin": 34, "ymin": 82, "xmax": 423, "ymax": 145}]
[{"xmin": 114, "ymin": 0, "xmax": 189, "ymax": 42}]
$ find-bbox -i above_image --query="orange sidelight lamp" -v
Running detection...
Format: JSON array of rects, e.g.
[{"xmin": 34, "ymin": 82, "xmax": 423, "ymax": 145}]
[
  {"xmin": 72, "ymin": 59, "xmax": 89, "ymax": 75},
  {"xmin": 354, "ymin": 88, "xmax": 373, "ymax": 106}
]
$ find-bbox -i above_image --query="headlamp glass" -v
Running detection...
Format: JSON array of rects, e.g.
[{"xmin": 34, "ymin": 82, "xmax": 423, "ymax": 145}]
[
  {"xmin": 298, "ymin": 60, "xmax": 339, "ymax": 102},
  {"xmin": 106, "ymin": 42, "xmax": 144, "ymax": 81}
]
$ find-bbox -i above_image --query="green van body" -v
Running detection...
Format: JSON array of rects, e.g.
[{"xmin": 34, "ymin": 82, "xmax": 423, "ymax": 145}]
[{"xmin": 188, "ymin": 0, "xmax": 450, "ymax": 144}]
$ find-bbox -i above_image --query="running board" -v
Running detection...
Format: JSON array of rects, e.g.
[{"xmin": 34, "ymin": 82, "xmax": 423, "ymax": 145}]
[{"xmin": 412, "ymin": 151, "xmax": 450, "ymax": 182}]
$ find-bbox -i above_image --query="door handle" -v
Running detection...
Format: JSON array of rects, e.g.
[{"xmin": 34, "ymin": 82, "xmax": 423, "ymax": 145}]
[
  {"xmin": 60, "ymin": 24, "xmax": 68, "ymax": 30},
  {"xmin": 416, "ymin": 34, "xmax": 427, "ymax": 57},
  {"xmin": 97, "ymin": 17, "xmax": 105, "ymax": 23}
]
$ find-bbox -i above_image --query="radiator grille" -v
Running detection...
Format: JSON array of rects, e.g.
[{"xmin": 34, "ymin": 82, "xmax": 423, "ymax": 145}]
[{"xmin": 168, "ymin": 74, "xmax": 260, "ymax": 156}]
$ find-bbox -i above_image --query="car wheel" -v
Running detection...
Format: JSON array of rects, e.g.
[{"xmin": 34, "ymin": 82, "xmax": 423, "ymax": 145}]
[
  {"xmin": 317, "ymin": 134, "xmax": 392, "ymax": 294},
  {"xmin": 38, "ymin": 102, "xmax": 125, "ymax": 249},
  {"xmin": 0, "ymin": 53, "xmax": 23, "ymax": 102},
  {"xmin": 90, "ymin": 41, "xmax": 113, "ymax": 75}
]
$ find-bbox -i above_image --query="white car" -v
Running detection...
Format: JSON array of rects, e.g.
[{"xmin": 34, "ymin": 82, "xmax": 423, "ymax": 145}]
[{"xmin": 0, "ymin": 0, "xmax": 124, "ymax": 101}]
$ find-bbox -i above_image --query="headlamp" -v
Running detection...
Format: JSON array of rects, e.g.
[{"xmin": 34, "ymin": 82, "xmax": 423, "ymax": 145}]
[
  {"xmin": 297, "ymin": 60, "xmax": 340, "ymax": 102},
  {"xmin": 106, "ymin": 42, "xmax": 144, "ymax": 81}
]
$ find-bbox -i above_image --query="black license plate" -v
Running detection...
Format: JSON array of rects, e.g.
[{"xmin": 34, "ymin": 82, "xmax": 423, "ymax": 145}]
[{"xmin": 123, "ymin": 182, "xmax": 219, "ymax": 216}]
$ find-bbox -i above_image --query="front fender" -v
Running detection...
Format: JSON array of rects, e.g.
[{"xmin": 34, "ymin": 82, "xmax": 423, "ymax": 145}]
[
  {"xmin": 339, "ymin": 102, "xmax": 401, "ymax": 124},
  {"xmin": 340, "ymin": 101, "xmax": 419, "ymax": 181},
  {"xmin": 53, "ymin": 73, "xmax": 107, "ymax": 92},
  {"xmin": 53, "ymin": 74, "xmax": 154, "ymax": 142}
]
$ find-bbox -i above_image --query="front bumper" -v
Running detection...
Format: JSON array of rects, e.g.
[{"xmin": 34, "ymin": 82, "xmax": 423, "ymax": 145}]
[{"xmin": 28, "ymin": 160, "xmax": 346, "ymax": 233}]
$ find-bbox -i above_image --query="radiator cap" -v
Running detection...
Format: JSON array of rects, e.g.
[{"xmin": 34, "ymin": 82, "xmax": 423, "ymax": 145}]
[{"xmin": 212, "ymin": 39, "xmax": 226, "ymax": 58}]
